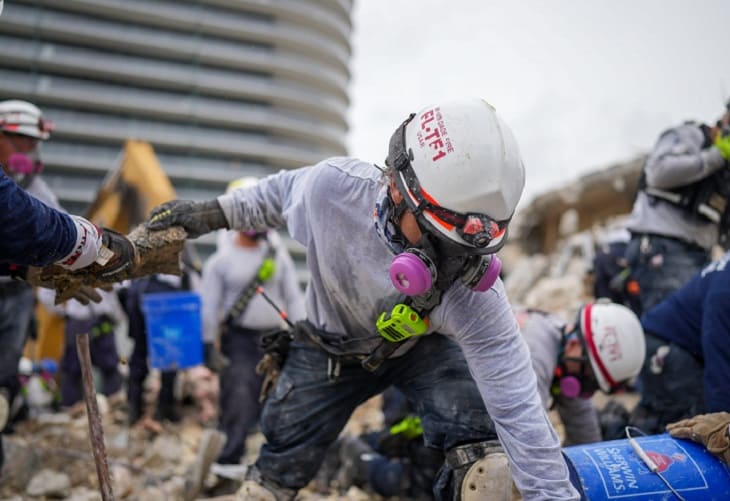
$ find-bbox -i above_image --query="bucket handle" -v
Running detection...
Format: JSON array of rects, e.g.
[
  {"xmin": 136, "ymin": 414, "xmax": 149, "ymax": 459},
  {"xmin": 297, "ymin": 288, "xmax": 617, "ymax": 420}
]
[{"xmin": 625, "ymin": 426, "xmax": 686, "ymax": 501}]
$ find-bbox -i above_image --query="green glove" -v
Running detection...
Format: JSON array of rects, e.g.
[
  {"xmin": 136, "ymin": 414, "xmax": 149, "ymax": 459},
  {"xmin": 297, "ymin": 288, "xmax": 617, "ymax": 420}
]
[
  {"xmin": 715, "ymin": 131, "xmax": 730, "ymax": 161},
  {"xmin": 389, "ymin": 415, "xmax": 423, "ymax": 440}
]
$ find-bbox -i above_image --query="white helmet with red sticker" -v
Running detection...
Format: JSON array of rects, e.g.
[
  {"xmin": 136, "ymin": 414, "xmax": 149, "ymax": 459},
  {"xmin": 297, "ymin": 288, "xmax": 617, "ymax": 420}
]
[
  {"xmin": 0, "ymin": 100, "xmax": 53, "ymax": 140},
  {"xmin": 388, "ymin": 98, "xmax": 524, "ymax": 254},
  {"xmin": 579, "ymin": 300, "xmax": 646, "ymax": 393}
]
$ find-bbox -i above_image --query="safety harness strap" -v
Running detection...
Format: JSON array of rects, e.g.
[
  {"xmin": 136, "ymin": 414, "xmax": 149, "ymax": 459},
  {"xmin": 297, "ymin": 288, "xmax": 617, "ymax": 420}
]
[{"xmin": 222, "ymin": 239, "xmax": 276, "ymax": 328}]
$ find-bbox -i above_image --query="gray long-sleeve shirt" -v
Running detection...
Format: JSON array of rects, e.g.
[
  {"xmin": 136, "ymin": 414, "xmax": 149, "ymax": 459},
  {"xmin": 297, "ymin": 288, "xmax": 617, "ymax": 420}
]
[
  {"xmin": 626, "ymin": 123, "xmax": 726, "ymax": 249},
  {"xmin": 216, "ymin": 157, "xmax": 579, "ymax": 499},
  {"xmin": 201, "ymin": 236, "xmax": 305, "ymax": 343},
  {"xmin": 518, "ymin": 310, "xmax": 602, "ymax": 445}
]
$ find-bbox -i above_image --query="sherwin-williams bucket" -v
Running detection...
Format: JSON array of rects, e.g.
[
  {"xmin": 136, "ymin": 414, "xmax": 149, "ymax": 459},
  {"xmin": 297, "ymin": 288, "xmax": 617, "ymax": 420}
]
[
  {"xmin": 141, "ymin": 291, "xmax": 203, "ymax": 370},
  {"xmin": 563, "ymin": 433, "xmax": 730, "ymax": 500}
]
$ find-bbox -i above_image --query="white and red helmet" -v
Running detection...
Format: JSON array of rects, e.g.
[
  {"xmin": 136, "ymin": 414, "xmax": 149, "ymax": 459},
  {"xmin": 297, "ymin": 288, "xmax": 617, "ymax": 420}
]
[
  {"xmin": 0, "ymin": 100, "xmax": 53, "ymax": 140},
  {"xmin": 579, "ymin": 300, "xmax": 646, "ymax": 393},
  {"xmin": 388, "ymin": 98, "xmax": 525, "ymax": 254}
]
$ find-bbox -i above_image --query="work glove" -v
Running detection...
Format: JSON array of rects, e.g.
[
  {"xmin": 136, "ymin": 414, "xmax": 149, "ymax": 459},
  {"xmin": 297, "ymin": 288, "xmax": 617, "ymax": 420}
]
[
  {"xmin": 147, "ymin": 200, "xmax": 229, "ymax": 239},
  {"xmin": 87, "ymin": 228, "xmax": 137, "ymax": 278},
  {"xmin": 715, "ymin": 130, "xmax": 730, "ymax": 161},
  {"xmin": 666, "ymin": 412, "xmax": 730, "ymax": 465},
  {"xmin": 203, "ymin": 342, "xmax": 229, "ymax": 373},
  {"xmin": 24, "ymin": 266, "xmax": 110, "ymax": 305}
]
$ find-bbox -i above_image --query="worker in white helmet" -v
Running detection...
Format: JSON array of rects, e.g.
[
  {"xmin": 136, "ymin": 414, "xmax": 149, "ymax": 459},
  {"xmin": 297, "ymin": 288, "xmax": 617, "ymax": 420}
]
[
  {"xmin": 517, "ymin": 301, "xmax": 645, "ymax": 445},
  {"xmin": 147, "ymin": 98, "xmax": 580, "ymax": 500}
]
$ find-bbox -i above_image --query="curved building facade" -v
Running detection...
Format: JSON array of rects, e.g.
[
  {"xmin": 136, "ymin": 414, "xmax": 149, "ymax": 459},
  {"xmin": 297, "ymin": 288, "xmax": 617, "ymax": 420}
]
[{"xmin": 0, "ymin": 0, "xmax": 353, "ymax": 262}]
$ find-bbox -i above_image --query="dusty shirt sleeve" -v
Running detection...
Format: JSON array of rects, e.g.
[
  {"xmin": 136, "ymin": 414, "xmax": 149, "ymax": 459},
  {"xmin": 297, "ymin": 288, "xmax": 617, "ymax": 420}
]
[
  {"xmin": 216, "ymin": 165, "xmax": 314, "ymax": 246},
  {"xmin": 644, "ymin": 125, "xmax": 726, "ymax": 189},
  {"xmin": 433, "ymin": 282, "xmax": 579, "ymax": 500},
  {"xmin": 556, "ymin": 396, "xmax": 602, "ymax": 445}
]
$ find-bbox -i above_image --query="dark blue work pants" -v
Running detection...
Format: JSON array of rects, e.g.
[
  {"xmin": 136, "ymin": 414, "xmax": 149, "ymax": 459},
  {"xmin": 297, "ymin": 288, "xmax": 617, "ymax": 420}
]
[
  {"xmin": 60, "ymin": 317, "xmax": 121, "ymax": 407},
  {"xmin": 630, "ymin": 332, "xmax": 705, "ymax": 434},
  {"xmin": 255, "ymin": 333, "xmax": 495, "ymax": 500},
  {"xmin": 625, "ymin": 234, "xmax": 709, "ymax": 314}
]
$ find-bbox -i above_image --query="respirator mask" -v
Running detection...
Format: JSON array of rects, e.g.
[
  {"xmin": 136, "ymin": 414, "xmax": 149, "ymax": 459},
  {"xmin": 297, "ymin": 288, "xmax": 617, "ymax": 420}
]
[
  {"xmin": 3, "ymin": 135, "xmax": 43, "ymax": 187},
  {"xmin": 552, "ymin": 321, "xmax": 599, "ymax": 399}
]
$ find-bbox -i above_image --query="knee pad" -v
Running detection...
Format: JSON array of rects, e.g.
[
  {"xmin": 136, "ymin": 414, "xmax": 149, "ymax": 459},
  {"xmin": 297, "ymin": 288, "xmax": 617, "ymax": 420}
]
[
  {"xmin": 461, "ymin": 451, "xmax": 512, "ymax": 501},
  {"xmin": 446, "ymin": 440, "xmax": 513, "ymax": 501}
]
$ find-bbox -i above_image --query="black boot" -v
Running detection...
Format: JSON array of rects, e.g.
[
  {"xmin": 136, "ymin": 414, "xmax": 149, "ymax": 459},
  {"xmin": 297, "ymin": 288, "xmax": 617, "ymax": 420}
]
[{"xmin": 154, "ymin": 371, "xmax": 180, "ymax": 423}]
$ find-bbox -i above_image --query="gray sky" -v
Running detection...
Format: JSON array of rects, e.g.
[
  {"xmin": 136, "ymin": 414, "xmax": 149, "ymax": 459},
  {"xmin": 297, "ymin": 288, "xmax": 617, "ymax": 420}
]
[{"xmin": 346, "ymin": 0, "xmax": 730, "ymax": 205}]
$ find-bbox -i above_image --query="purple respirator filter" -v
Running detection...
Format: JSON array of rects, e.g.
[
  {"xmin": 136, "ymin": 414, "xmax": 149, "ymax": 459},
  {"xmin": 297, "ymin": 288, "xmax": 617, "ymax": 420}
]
[
  {"xmin": 8, "ymin": 152, "xmax": 39, "ymax": 175},
  {"xmin": 389, "ymin": 252, "xmax": 433, "ymax": 296}
]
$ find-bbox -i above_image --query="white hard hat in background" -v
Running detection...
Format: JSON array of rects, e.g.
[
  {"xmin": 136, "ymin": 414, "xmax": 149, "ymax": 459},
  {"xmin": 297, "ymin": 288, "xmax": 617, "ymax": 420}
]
[
  {"xmin": 0, "ymin": 100, "xmax": 53, "ymax": 140},
  {"xmin": 580, "ymin": 300, "xmax": 646, "ymax": 393}
]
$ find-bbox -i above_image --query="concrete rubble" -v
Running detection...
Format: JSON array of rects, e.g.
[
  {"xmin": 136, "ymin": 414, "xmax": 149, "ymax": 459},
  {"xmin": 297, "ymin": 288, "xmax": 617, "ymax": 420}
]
[{"xmin": 0, "ymin": 222, "xmax": 632, "ymax": 501}]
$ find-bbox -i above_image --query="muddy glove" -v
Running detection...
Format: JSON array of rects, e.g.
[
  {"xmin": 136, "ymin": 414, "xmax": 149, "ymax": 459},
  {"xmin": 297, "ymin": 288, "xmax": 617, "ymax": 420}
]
[
  {"xmin": 147, "ymin": 200, "xmax": 229, "ymax": 238},
  {"xmin": 667, "ymin": 412, "xmax": 730, "ymax": 464},
  {"xmin": 715, "ymin": 130, "xmax": 730, "ymax": 161},
  {"xmin": 24, "ymin": 267, "xmax": 110, "ymax": 305}
]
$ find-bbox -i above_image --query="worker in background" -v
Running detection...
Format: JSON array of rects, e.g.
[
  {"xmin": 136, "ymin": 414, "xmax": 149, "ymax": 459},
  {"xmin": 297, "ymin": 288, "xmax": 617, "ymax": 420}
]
[
  {"xmin": 630, "ymin": 251, "xmax": 730, "ymax": 434},
  {"xmin": 201, "ymin": 207, "xmax": 305, "ymax": 493},
  {"xmin": 624, "ymin": 100, "xmax": 730, "ymax": 314},
  {"xmin": 516, "ymin": 302, "xmax": 645, "ymax": 443}
]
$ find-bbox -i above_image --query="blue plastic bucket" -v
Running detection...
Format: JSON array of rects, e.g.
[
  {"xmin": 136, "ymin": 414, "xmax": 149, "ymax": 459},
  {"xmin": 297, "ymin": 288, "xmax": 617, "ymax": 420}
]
[
  {"xmin": 141, "ymin": 291, "xmax": 203, "ymax": 370},
  {"xmin": 563, "ymin": 434, "xmax": 730, "ymax": 500}
]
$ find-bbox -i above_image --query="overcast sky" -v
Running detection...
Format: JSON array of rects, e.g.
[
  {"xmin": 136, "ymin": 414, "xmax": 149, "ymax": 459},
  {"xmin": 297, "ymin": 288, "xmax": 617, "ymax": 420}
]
[{"xmin": 346, "ymin": 0, "xmax": 730, "ymax": 206}]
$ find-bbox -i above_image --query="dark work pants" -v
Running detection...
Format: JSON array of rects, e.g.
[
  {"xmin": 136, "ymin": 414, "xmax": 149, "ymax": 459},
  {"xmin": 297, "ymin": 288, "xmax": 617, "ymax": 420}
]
[
  {"xmin": 256, "ymin": 333, "xmax": 495, "ymax": 500},
  {"xmin": 126, "ymin": 315, "xmax": 177, "ymax": 413},
  {"xmin": 127, "ymin": 313, "xmax": 150, "ymax": 409},
  {"xmin": 0, "ymin": 284, "xmax": 34, "ymax": 395},
  {"xmin": 60, "ymin": 317, "xmax": 121, "ymax": 407},
  {"xmin": 217, "ymin": 327, "xmax": 264, "ymax": 464},
  {"xmin": 630, "ymin": 332, "xmax": 705, "ymax": 434},
  {"xmin": 0, "ymin": 283, "xmax": 35, "ymax": 470},
  {"xmin": 625, "ymin": 234, "xmax": 709, "ymax": 315}
]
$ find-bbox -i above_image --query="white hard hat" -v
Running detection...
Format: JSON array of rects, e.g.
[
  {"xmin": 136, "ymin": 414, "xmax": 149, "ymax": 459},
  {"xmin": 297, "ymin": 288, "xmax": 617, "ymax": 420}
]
[
  {"xmin": 226, "ymin": 176, "xmax": 259, "ymax": 194},
  {"xmin": 579, "ymin": 300, "xmax": 646, "ymax": 393},
  {"xmin": 388, "ymin": 98, "xmax": 525, "ymax": 254},
  {"xmin": 0, "ymin": 100, "xmax": 53, "ymax": 140}
]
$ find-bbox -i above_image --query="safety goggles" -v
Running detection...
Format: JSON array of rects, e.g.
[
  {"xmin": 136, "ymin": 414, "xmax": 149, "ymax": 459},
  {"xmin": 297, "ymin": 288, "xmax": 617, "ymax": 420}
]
[
  {"xmin": 386, "ymin": 113, "xmax": 509, "ymax": 250},
  {"xmin": 401, "ymin": 165, "xmax": 508, "ymax": 248}
]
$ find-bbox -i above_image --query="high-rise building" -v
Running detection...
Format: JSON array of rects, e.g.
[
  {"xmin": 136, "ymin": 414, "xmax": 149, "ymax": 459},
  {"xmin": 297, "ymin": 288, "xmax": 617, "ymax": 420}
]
[{"xmin": 0, "ymin": 0, "xmax": 353, "ymax": 265}]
